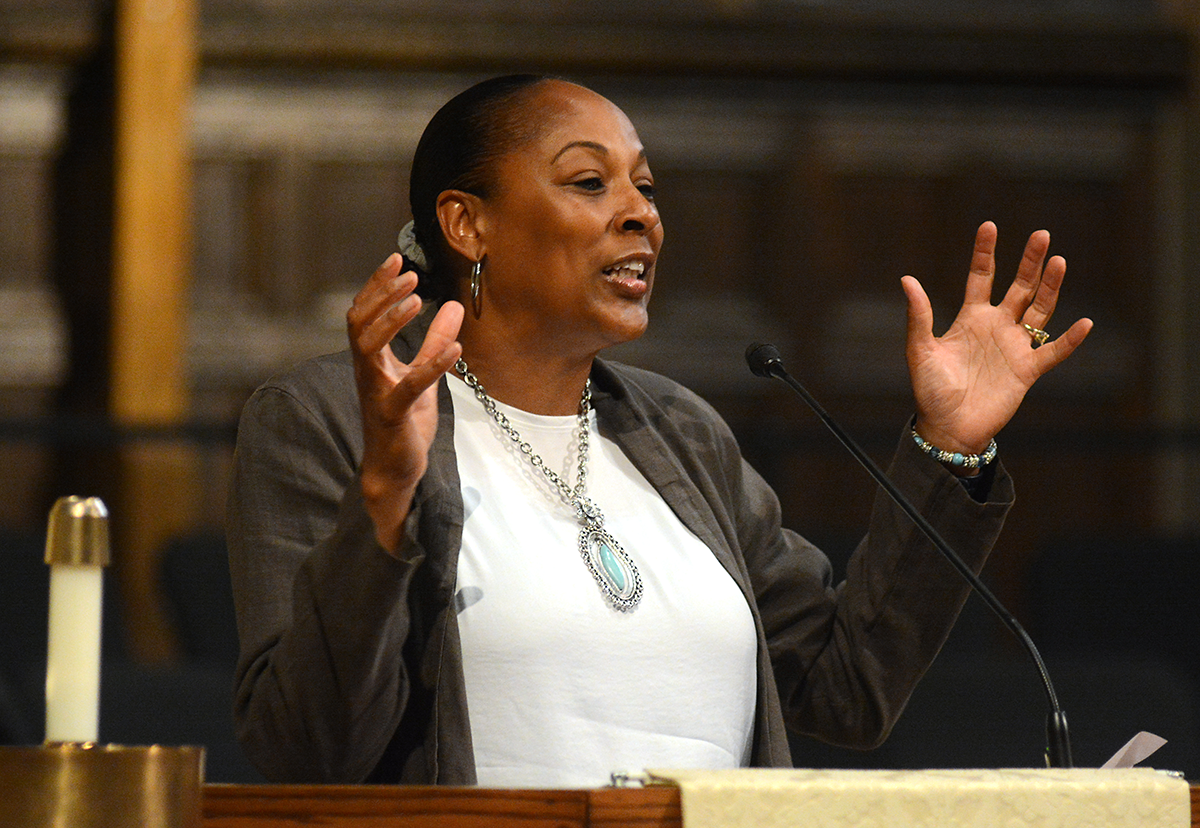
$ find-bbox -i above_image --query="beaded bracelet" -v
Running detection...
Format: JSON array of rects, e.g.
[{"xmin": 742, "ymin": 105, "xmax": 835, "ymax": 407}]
[{"xmin": 911, "ymin": 430, "xmax": 998, "ymax": 469}]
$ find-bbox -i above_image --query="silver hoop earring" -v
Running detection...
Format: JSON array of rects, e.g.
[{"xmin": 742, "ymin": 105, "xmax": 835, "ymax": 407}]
[{"xmin": 470, "ymin": 259, "xmax": 483, "ymax": 318}]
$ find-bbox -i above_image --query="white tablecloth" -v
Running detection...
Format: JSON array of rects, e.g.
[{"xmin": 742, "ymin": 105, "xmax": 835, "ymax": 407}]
[{"xmin": 647, "ymin": 768, "xmax": 1189, "ymax": 828}]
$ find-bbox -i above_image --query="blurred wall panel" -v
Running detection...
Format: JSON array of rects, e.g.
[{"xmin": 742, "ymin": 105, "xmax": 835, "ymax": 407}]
[{"xmin": 0, "ymin": 0, "xmax": 1189, "ymax": 651}]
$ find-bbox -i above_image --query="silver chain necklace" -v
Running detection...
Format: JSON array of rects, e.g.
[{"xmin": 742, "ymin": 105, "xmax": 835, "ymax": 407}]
[{"xmin": 454, "ymin": 358, "xmax": 643, "ymax": 612}]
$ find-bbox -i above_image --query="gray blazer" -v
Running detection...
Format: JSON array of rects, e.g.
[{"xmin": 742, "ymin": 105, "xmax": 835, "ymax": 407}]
[{"xmin": 227, "ymin": 312, "xmax": 1013, "ymax": 784}]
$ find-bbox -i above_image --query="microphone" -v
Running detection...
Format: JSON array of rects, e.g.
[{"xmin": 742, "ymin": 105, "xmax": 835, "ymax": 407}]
[{"xmin": 745, "ymin": 343, "xmax": 1072, "ymax": 769}]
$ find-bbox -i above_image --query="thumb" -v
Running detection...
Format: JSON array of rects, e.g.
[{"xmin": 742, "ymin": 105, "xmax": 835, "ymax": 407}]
[{"xmin": 901, "ymin": 275, "xmax": 935, "ymax": 356}]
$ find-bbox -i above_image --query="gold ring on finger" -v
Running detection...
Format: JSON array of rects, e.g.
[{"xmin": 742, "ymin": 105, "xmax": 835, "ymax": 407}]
[{"xmin": 1022, "ymin": 322, "xmax": 1049, "ymax": 347}]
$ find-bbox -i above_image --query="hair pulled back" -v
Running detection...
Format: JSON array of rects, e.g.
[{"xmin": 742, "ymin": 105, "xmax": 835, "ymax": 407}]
[{"xmin": 408, "ymin": 74, "xmax": 551, "ymax": 301}]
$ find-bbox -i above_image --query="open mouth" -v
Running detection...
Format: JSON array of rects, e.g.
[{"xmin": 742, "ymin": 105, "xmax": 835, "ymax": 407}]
[{"xmin": 602, "ymin": 260, "xmax": 647, "ymax": 280}]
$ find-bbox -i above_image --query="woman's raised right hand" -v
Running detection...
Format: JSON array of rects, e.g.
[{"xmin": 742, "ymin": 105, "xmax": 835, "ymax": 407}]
[{"xmin": 347, "ymin": 254, "xmax": 463, "ymax": 554}]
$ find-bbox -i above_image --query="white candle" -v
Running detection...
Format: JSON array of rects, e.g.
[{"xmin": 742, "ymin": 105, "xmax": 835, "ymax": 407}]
[
  {"xmin": 43, "ymin": 496, "xmax": 109, "ymax": 744},
  {"xmin": 45, "ymin": 564, "xmax": 104, "ymax": 743}
]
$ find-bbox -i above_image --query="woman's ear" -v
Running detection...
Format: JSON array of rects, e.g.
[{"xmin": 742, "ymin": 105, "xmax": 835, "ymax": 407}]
[{"xmin": 437, "ymin": 191, "xmax": 487, "ymax": 262}]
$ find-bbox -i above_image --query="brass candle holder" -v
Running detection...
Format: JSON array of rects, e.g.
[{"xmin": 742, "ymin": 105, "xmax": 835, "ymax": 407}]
[
  {"xmin": 0, "ymin": 497, "xmax": 205, "ymax": 827},
  {"xmin": 0, "ymin": 742, "xmax": 204, "ymax": 828}
]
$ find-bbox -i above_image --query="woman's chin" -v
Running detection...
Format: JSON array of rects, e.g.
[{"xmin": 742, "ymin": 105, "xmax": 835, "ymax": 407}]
[{"xmin": 604, "ymin": 305, "xmax": 651, "ymax": 347}]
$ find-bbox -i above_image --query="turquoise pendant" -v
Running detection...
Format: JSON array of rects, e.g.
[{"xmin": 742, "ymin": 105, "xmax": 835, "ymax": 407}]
[
  {"xmin": 579, "ymin": 524, "xmax": 642, "ymax": 612},
  {"xmin": 597, "ymin": 542, "xmax": 626, "ymax": 592}
]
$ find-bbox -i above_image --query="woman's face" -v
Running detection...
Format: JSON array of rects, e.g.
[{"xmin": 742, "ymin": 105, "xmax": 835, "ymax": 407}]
[{"xmin": 470, "ymin": 81, "xmax": 664, "ymax": 357}]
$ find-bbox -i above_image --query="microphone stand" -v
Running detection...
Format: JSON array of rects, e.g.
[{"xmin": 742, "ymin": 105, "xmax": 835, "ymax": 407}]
[{"xmin": 746, "ymin": 343, "xmax": 1072, "ymax": 768}]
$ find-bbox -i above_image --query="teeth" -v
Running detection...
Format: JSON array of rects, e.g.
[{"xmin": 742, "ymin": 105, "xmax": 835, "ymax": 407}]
[{"xmin": 605, "ymin": 261, "xmax": 646, "ymax": 278}]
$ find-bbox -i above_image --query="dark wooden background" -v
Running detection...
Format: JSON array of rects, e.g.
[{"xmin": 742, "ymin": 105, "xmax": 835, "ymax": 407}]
[{"xmin": 2, "ymin": 0, "xmax": 1199, "ymax": 782}]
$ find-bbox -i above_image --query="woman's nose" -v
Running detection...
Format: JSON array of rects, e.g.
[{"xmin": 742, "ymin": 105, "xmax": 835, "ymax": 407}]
[{"xmin": 616, "ymin": 185, "xmax": 659, "ymax": 234}]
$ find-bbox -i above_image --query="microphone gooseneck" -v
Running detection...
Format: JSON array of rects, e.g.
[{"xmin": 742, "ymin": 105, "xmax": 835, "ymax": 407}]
[{"xmin": 745, "ymin": 342, "xmax": 1072, "ymax": 769}]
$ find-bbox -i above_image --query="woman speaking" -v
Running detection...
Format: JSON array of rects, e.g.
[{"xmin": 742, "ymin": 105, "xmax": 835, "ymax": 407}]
[{"xmin": 226, "ymin": 75, "xmax": 1092, "ymax": 786}]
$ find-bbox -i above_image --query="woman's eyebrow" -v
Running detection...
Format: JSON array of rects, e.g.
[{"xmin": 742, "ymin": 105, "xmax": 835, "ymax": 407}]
[
  {"xmin": 550, "ymin": 142, "xmax": 648, "ymax": 165},
  {"xmin": 552, "ymin": 140, "xmax": 607, "ymax": 162}
]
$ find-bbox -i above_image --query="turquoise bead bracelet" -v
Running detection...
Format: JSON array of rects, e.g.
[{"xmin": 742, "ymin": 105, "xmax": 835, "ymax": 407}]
[{"xmin": 912, "ymin": 430, "xmax": 998, "ymax": 469}]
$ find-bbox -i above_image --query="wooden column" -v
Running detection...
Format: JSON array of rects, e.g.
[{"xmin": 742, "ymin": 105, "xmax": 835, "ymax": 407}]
[
  {"xmin": 110, "ymin": 0, "xmax": 199, "ymax": 662},
  {"xmin": 1154, "ymin": 1, "xmax": 1200, "ymax": 531}
]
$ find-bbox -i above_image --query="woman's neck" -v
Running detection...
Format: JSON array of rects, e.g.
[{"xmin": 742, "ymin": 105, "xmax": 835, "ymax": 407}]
[{"xmin": 455, "ymin": 329, "xmax": 594, "ymax": 416}]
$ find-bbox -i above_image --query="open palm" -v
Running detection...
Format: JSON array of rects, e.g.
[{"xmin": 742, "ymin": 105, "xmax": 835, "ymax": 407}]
[{"xmin": 903, "ymin": 221, "xmax": 1093, "ymax": 461}]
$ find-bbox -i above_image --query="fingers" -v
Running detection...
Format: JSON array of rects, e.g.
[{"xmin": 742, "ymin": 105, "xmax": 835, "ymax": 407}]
[
  {"xmin": 348, "ymin": 255, "xmax": 460, "ymax": 421},
  {"xmin": 348, "ymin": 254, "xmax": 423, "ymax": 358},
  {"xmin": 997, "ymin": 228, "xmax": 1051, "ymax": 322},
  {"xmin": 372, "ymin": 301, "xmax": 464, "ymax": 425},
  {"xmin": 1019, "ymin": 254, "xmax": 1065, "ymax": 332},
  {"xmin": 987, "ymin": 225, "xmax": 1072, "ymax": 339},
  {"xmin": 403, "ymin": 301, "xmax": 465, "ymax": 391},
  {"xmin": 962, "ymin": 221, "xmax": 998, "ymax": 306},
  {"xmin": 1033, "ymin": 316, "xmax": 1094, "ymax": 375}
]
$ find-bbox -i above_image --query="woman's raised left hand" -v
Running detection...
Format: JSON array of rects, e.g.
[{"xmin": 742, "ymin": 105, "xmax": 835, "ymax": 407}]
[{"xmin": 901, "ymin": 220, "xmax": 1093, "ymax": 472}]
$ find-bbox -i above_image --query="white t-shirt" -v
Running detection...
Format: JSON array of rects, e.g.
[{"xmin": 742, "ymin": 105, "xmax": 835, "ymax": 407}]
[{"xmin": 448, "ymin": 374, "xmax": 757, "ymax": 788}]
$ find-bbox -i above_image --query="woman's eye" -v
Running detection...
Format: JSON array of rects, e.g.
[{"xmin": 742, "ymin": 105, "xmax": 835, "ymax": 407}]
[
  {"xmin": 573, "ymin": 177, "xmax": 604, "ymax": 191},
  {"xmin": 638, "ymin": 182, "xmax": 657, "ymax": 200}
]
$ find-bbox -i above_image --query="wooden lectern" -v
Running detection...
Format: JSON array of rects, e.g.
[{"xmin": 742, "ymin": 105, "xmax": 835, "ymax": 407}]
[{"xmin": 202, "ymin": 783, "xmax": 1199, "ymax": 828}]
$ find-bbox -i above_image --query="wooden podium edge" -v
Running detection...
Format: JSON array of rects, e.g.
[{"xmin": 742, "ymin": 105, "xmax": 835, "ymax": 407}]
[
  {"xmin": 589, "ymin": 785, "xmax": 682, "ymax": 827},
  {"xmin": 203, "ymin": 784, "xmax": 589, "ymax": 825},
  {"xmin": 202, "ymin": 782, "xmax": 1197, "ymax": 827}
]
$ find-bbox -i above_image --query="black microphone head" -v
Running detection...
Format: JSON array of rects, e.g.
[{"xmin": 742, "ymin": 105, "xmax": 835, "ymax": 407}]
[{"xmin": 745, "ymin": 343, "xmax": 784, "ymax": 377}]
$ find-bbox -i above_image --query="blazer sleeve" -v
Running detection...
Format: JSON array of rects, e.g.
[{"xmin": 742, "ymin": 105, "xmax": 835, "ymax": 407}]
[
  {"xmin": 226, "ymin": 368, "xmax": 429, "ymax": 783},
  {"xmin": 736, "ymin": 428, "xmax": 1014, "ymax": 750}
]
